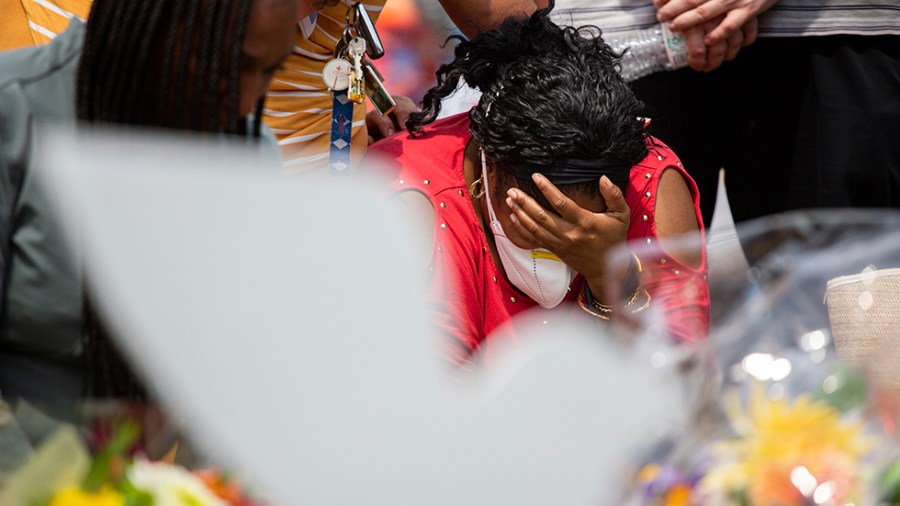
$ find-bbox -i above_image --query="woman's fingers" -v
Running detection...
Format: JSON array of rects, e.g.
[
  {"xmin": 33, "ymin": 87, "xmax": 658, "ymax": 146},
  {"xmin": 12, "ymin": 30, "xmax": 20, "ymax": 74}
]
[
  {"xmin": 506, "ymin": 190, "xmax": 562, "ymax": 247},
  {"xmin": 507, "ymin": 206, "xmax": 545, "ymax": 246},
  {"xmin": 599, "ymin": 176, "xmax": 630, "ymax": 224},
  {"xmin": 531, "ymin": 173, "xmax": 584, "ymax": 222}
]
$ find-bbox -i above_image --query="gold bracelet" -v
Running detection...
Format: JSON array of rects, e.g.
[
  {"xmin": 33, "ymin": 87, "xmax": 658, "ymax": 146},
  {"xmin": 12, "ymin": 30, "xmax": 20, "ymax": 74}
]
[
  {"xmin": 581, "ymin": 286, "xmax": 651, "ymax": 317},
  {"xmin": 579, "ymin": 257, "xmax": 651, "ymax": 319},
  {"xmin": 583, "ymin": 285, "xmax": 613, "ymax": 314},
  {"xmin": 620, "ymin": 251, "xmax": 645, "ymax": 309},
  {"xmin": 626, "ymin": 288, "xmax": 652, "ymax": 314},
  {"xmin": 589, "ymin": 297, "xmax": 613, "ymax": 314},
  {"xmin": 624, "ymin": 286, "xmax": 641, "ymax": 307},
  {"xmin": 577, "ymin": 289, "xmax": 610, "ymax": 320},
  {"xmin": 629, "ymin": 251, "xmax": 644, "ymax": 273}
]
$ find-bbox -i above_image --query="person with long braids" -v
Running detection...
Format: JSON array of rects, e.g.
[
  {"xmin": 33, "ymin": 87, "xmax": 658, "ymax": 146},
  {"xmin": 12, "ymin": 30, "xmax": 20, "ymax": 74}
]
[
  {"xmin": 368, "ymin": 1, "xmax": 709, "ymax": 362},
  {"xmin": 0, "ymin": 0, "xmax": 303, "ymax": 443}
]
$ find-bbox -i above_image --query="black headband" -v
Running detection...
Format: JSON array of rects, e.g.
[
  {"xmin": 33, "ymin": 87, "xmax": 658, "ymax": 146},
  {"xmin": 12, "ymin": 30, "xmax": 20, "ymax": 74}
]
[{"xmin": 507, "ymin": 157, "xmax": 632, "ymax": 193}]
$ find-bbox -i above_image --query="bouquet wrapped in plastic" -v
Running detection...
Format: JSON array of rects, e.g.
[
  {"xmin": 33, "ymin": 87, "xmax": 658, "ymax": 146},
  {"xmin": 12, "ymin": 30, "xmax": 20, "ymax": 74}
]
[{"xmin": 621, "ymin": 210, "xmax": 900, "ymax": 505}]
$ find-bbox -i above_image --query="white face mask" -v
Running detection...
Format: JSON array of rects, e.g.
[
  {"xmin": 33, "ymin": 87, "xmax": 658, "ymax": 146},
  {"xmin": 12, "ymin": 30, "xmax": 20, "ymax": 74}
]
[{"xmin": 481, "ymin": 152, "xmax": 576, "ymax": 309}]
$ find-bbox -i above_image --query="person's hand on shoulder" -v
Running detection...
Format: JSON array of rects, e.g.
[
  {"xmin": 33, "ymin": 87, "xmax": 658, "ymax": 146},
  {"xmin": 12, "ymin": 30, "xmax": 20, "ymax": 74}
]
[{"xmin": 367, "ymin": 95, "xmax": 421, "ymax": 144}]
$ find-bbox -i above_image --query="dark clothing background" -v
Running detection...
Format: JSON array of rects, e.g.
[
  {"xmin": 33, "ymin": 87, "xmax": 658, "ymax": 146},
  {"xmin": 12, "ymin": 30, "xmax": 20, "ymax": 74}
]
[{"xmin": 630, "ymin": 35, "xmax": 900, "ymax": 226}]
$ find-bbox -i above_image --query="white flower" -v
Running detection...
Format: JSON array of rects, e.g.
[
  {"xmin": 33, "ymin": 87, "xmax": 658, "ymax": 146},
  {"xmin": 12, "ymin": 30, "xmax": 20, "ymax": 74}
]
[{"xmin": 126, "ymin": 459, "xmax": 226, "ymax": 506}]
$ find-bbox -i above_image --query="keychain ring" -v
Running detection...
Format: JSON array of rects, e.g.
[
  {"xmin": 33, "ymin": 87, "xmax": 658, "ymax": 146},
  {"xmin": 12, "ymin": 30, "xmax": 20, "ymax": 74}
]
[{"xmin": 345, "ymin": 3, "xmax": 355, "ymax": 25}]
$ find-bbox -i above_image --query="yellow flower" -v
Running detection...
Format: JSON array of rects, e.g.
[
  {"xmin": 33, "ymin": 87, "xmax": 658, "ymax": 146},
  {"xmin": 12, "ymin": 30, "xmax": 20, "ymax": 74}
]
[
  {"xmin": 637, "ymin": 464, "xmax": 662, "ymax": 484},
  {"xmin": 700, "ymin": 385, "xmax": 870, "ymax": 505},
  {"xmin": 49, "ymin": 486, "xmax": 124, "ymax": 506}
]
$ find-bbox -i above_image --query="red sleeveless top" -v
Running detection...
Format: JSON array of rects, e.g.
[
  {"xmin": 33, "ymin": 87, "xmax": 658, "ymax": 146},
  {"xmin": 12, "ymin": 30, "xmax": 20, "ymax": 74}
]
[{"xmin": 367, "ymin": 114, "xmax": 709, "ymax": 363}]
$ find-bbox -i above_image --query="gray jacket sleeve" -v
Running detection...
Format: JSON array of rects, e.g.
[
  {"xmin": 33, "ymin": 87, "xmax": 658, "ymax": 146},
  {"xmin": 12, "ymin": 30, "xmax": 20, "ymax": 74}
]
[
  {"xmin": 0, "ymin": 83, "xmax": 32, "ymax": 310},
  {"xmin": 0, "ymin": 21, "xmax": 82, "ymax": 311}
]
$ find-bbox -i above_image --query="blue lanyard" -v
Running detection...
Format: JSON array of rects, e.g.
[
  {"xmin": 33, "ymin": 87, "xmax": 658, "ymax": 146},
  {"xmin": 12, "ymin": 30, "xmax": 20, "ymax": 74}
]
[{"xmin": 329, "ymin": 90, "xmax": 354, "ymax": 175}]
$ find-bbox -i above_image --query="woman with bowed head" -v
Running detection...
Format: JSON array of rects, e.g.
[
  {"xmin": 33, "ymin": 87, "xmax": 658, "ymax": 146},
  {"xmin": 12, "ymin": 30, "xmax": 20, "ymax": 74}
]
[{"xmin": 367, "ymin": 1, "xmax": 710, "ymax": 364}]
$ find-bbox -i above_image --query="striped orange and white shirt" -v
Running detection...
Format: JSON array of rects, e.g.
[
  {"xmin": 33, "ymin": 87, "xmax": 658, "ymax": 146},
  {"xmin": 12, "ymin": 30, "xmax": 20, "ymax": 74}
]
[
  {"xmin": 264, "ymin": 0, "xmax": 386, "ymax": 172},
  {"xmin": 0, "ymin": 0, "xmax": 91, "ymax": 51}
]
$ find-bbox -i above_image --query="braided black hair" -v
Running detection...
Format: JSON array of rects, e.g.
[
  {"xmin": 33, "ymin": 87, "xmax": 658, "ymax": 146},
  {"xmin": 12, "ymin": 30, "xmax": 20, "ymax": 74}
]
[
  {"xmin": 75, "ymin": 0, "xmax": 259, "ymax": 399},
  {"xmin": 76, "ymin": 0, "xmax": 258, "ymax": 136},
  {"xmin": 408, "ymin": 0, "xmax": 648, "ymax": 204}
]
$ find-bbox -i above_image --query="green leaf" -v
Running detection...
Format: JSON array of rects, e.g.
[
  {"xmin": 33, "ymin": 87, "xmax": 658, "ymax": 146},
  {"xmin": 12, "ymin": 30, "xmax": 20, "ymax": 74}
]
[
  {"xmin": 82, "ymin": 420, "xmax": 141, "ymax": 491},
  {"xmin": 880, "ymin": 461, "xmax": 900, "ymax": 504}
]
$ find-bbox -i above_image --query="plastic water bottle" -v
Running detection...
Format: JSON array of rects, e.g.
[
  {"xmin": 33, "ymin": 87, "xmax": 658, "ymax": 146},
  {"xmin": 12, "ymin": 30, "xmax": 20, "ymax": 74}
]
[{"xmin": 607, "ymin": 23, "xmax": 689, "ymax": 82}]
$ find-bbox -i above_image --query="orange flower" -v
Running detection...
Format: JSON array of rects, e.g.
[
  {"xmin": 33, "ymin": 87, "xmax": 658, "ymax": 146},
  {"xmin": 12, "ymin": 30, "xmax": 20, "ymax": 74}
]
[
  {"xmin": 194, "ymin": 469, "xmax": 252, "ymax": 505},
  {"xmin": 663, "ymin": 484, "xmax": 692, "ymax": 506},
  {"xmin": 747, "ymin": 461, "xmax": 804, "ymax": 505}
]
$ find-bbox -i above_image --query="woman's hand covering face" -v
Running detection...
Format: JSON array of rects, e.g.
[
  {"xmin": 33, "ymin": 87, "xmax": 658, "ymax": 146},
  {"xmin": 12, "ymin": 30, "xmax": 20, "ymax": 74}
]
[{"xmin": 504, "ymin": 174, "xmax": 630, "ymax": 282}]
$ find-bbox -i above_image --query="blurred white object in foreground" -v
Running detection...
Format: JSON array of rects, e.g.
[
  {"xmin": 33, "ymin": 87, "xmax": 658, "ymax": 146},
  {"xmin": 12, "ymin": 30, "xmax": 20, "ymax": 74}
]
[
  {"xmin": 707, "ymin": 168, "xmax": 748, "ymax": 277},
  {"xmin": 34, "ymin": 126, "xmax": 683, "ymax": 506}
]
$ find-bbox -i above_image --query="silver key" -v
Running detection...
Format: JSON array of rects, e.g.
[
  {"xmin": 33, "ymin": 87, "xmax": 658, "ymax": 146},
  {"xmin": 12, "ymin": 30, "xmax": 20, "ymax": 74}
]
[{"xmin": 348, "ymin": 37, "xmax": 367, "ymax": 104}]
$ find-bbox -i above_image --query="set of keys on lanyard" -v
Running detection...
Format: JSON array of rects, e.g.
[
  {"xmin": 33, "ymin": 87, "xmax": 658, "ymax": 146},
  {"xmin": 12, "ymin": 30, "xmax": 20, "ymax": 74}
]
[{"xmin": 322, "ymin": 2, "xmax": 396, "ymax": 116}]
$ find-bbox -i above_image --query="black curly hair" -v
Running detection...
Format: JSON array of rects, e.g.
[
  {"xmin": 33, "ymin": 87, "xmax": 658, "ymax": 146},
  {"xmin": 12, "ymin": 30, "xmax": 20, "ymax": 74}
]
[{"xmin": 407, "ymin": 0, "xmax": 648, "ymax": 204}]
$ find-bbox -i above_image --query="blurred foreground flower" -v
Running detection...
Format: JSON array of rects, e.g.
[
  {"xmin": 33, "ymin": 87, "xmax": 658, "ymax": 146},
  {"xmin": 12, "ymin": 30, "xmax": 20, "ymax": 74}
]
[
  {"xmin": 635, "ymin": 464, "xmax": 699, "ymax": 505},
  {"xmin": 700, "ymin": 385, "xmax": 869, "ymax": 505},
  {"xmin": 48, "ymin": 486, "xmax": 125, "ymax": 506},
  {"xmin": 127, "ymin": 460, "xmax": 225, "ymax": 506},
  {"xmin": 627, "ymin": 382, "xmax": 889, "ymax": 506},
  {"xmin": 1, "ymin": 421, "xmax": 257, "ymax": 506},
  {"xmin": 194, "ymin": 469, "xmax": 259, "ymax": 506}
]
